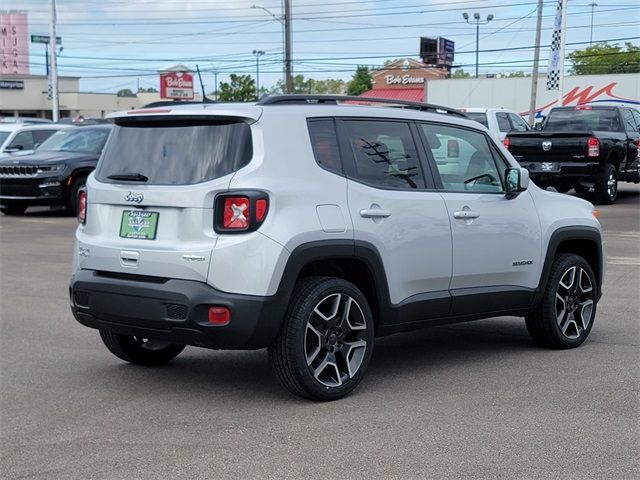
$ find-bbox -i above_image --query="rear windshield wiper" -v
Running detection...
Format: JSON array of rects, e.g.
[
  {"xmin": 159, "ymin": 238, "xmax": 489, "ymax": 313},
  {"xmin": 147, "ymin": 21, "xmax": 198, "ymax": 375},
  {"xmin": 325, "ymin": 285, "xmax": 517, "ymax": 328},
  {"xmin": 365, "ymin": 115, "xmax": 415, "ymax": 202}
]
[{"xmin": 107, "ymin": 172, "xmax": 149, "ymax": 182}]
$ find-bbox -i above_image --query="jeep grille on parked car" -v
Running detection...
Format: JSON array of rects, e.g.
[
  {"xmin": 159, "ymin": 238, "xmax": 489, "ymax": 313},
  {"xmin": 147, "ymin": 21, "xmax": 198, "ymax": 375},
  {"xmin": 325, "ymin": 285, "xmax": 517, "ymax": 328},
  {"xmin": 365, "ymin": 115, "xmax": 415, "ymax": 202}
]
[{"xmin": 0, "ymin": 165, "xmax": 39, "ymax": 176}]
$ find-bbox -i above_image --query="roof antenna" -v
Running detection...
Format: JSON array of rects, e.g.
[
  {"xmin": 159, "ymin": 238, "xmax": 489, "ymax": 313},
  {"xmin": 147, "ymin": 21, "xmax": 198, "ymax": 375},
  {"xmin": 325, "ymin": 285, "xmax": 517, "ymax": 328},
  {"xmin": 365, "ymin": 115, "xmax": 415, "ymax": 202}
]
[{"xmin": 196, "ymin": 64, "xmax": 214, "ymax": 103}]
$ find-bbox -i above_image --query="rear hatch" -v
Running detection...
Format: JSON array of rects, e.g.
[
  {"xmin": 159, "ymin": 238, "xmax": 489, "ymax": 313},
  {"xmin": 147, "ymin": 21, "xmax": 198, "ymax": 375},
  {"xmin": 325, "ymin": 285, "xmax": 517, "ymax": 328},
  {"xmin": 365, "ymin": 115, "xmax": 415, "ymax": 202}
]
[{"xmin": 77, "ymin": 112, "xmax": 256, "ymax": 282}]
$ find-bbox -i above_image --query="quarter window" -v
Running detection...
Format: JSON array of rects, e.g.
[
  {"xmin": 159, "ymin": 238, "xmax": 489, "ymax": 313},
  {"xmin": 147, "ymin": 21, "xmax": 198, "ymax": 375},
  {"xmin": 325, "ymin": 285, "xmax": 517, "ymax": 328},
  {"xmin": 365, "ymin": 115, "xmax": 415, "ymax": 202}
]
[
  {"xmin": 420, "ymin": 123, "xmax": 505, "ymax": 193},
  {"xmin": 622, "ymin": 109, "xmax": 637, "ymax": 133},
  {"xmin": 307, "ymin": 119, "xmax": 342, "ymax": 174},
  {"xmin": 340, "ymin": 120, "xmax": 425, "ymax": 189}
]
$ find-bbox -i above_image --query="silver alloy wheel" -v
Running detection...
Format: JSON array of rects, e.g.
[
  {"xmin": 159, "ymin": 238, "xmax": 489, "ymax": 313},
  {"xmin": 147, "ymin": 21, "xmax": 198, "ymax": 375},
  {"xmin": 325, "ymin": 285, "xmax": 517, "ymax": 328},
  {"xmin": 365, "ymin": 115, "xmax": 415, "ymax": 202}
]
[
  {"xmin": 304, "ymin": 293, "xmax": 368, "ymax": 387},
  {"xmin": 555, "ymin": 266, "xmax": 594, "ymax": 339},
  {"xmin": 134, "ymin": 337, "xmax": 173, "ymax": 351},
  {"xmin": 606, "ymin": 170, "xmax": 617, "ymax": 200}
]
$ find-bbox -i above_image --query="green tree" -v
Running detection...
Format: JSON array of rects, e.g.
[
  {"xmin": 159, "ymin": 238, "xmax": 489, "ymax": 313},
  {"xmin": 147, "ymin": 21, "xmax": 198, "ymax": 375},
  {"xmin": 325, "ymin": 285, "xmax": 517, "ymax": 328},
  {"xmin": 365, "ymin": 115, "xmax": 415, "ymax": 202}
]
[
  {"xmin": 116, "ymin": 88, "xmax": 136, "ymax": 97},
  {"xmin": 451, "ymin": 69, "xmax": 471, "ymax": 79},
  {"xmin": 505, "ymin": 71, "xmax": 527, "ymax": 77},
  {"xmin": 268, "ymin": 76, "xmax": 346, "ymax": 95},
  {"xmin": 568, "ymin": 42, "xmax": 640, "ymax": 75},
  {"xmin": 347, "ymin": 65, "xmax": 373, "ymax": 96},
  {"xmin": 218, "ymin": 74, "xmax": 256, "ymax": 102}
]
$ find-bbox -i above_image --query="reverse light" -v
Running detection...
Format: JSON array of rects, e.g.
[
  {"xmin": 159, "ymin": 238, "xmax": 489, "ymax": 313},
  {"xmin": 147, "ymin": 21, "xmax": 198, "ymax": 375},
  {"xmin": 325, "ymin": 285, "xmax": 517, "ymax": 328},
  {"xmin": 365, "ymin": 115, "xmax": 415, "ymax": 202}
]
[
  {"xmin": 223, "ymin": 196, "xmax": 250, "ymax": 229},
  {"xmin": 587, "ymin": 137, "xmax": 600, "ymax": 158},
  {"xmin": 503, "ymin": 137, "xmax": 510, "ymax": 149},
  {"xmin": 77, "ymin": 190, "xmax": 87, "ymax": 224},
  {"xmin": 208, "ymin": 306, "xmax": 231, "ymax": 326}
]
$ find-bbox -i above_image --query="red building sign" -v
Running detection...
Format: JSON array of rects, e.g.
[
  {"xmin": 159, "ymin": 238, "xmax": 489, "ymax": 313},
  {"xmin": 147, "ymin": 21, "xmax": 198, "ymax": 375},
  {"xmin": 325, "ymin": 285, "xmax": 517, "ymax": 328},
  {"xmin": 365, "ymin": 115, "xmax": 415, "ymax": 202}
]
[{"xmin": 160, "ymin": 71, "xmax": 194, "ymax": 100}]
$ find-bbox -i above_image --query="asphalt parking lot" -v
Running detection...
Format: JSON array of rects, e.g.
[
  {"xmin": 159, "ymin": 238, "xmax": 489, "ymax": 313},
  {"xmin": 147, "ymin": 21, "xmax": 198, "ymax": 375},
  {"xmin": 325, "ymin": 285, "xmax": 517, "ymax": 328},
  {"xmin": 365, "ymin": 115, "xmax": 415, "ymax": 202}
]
[{"xmin": 1, "ymin": 185, "xmax": 638, "ymax": 480}]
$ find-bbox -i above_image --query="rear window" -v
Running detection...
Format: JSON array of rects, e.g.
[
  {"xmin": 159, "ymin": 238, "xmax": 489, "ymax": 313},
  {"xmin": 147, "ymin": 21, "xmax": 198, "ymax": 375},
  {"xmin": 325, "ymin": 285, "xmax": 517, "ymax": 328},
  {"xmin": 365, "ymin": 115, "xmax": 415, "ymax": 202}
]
[
  {"xmin": 465, "ymin": 112, "xmax": 488, "ymax": 128},
  {"xmin": 544, "ymin": 109, "xmax": 621, "ymax": 132},
  {"xmin": 96, "ymin": 119, "xmax": 252, "ymax": 185}
]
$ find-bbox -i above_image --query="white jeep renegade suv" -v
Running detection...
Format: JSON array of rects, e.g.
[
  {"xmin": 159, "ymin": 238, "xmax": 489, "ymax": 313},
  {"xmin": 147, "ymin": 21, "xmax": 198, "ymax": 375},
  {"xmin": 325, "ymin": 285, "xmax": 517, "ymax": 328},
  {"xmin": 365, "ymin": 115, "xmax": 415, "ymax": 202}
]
[{"xmin": 70, "ymin": 95, "xmax": 604, "ymax": 401}]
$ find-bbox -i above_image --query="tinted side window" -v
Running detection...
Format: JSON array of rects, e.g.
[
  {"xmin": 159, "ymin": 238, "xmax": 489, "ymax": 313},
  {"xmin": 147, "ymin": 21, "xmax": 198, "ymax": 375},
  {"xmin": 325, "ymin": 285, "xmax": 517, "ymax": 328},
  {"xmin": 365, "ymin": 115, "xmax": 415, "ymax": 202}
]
[
  {"xmin": 622, "ymin": 109, "xmax": 637, "ymax": 133},
  {"xmin": 421, "ymin": 123, "xmax": 504, "ymax": 193},
  {"xmin": 496, "ymin": 113, "xmax": 511, "ymax": 132},
  {"xmin": 8, "ymin": 131, "xmax": 35, "ymax": 150},
  {"xmin": 340, "ymin": 120, "xmax": 425, "ymax": 190},
  {"xmin": 32, "ymin": 129, "xmax": 57, "ymax": 145},
  {"xmin": 307, "ymin": 119, "xmax": 342, "ymax": 174},
  {"xmin": 631, "ymin": 110, "xmax": 640, "ymax": 130},
  {"xmin": 508, "ymin": 113, "xmax": 529, "ymax": 132}
]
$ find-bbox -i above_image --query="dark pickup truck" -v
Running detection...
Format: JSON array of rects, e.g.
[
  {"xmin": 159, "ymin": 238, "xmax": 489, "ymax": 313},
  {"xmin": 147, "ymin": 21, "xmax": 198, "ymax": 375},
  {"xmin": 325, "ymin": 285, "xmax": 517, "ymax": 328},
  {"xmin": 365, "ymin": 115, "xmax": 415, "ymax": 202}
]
[{"xmin": 505, "ymin": 106, "xmax": 640, "ymax": 204}]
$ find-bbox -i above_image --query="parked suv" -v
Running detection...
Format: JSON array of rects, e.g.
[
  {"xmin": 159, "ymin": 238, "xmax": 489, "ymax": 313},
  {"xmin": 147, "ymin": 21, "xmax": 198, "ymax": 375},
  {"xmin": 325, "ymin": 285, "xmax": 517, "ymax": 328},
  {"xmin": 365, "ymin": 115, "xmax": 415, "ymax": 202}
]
[{"xmin": 70, "ymin": 95, "xmax": 604, "ymax": 401}]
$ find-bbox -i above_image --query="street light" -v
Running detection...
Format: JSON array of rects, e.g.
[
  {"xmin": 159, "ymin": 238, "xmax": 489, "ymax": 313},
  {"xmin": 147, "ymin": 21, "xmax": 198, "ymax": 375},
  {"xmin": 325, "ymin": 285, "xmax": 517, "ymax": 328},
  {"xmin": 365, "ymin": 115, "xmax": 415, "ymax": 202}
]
[
  {"xmin": 253, "ymin": 50, "xmax": 265, "ymax": 100},
  {"xmin": 463, "ymin": 12, "xmax": 494, "ymax": 78},
  {"xmin": 251, "ymin": 3, "xmax": 292, "ymax": 93}
]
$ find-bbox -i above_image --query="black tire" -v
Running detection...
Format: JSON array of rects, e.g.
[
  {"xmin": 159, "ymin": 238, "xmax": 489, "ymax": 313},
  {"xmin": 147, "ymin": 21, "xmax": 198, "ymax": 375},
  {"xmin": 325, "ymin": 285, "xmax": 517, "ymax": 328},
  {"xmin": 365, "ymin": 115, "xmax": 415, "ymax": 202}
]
[
  {"xmin": 594, "ymin": 163, "xmax": 617, "ymax": 205},
  {"xmin": 0, "ymin": 205, "xmax": 27, "ymax": 216},
  {"xmin": 525, "ymin": 254, "xmax": 597, "ymax": 349},
  {"xmin": 99, "ymin": 330, "xmax": 185, "ymax": 366},
  {"xmin": 66, "ymin": 177, "xmax": 86, "ymax": 216},
  {"xmin": 268, "ymin": 276, "xmax": 375, "ymax": 401}
]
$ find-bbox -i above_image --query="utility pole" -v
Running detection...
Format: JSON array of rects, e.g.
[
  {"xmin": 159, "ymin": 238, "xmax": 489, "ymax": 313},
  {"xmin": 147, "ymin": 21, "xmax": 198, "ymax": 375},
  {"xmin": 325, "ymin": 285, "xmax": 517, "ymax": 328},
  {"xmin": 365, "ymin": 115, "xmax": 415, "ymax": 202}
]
[
  {"xmin": 528, "ymin": 0, "xmax": 544, "ymax": 126},
  {"xmin": 213, "ymin": 69, "xmax": 219, "ymax": 101},
  {"xmin": 588, "ymin": 2, "xmax": 598, "ymax": 45},
  {"xmin": 49, "ymin": 0, "xmax": 59, "ymax": 122},
  {"xmin": 284, "ymin": 0, "xmax": 293, "ymax": 93},
  {"xmin": 253, "ymin": 50, "xmax": 265, "ymax": 99}
]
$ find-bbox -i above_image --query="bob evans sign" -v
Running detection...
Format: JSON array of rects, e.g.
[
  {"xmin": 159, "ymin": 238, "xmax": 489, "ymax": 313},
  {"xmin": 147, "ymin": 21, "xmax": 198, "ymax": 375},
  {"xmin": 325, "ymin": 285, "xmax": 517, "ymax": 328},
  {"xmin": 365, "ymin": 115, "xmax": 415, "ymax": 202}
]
[
  {"xmin": 384, "ymin": 74, "xmax": 426, "ymax": 86},
  {"xmin": 160, "ymin": 71, "xmax": 194, "ymax": 99}
]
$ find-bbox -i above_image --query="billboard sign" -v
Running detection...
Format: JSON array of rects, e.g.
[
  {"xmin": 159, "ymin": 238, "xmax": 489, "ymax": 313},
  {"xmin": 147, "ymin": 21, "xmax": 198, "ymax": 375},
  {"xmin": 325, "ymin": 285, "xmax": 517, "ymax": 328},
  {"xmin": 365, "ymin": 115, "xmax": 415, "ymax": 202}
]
[
  {"xmin": 1, "ymin": 11, "xmax": 29, "ymax": 75},
  {"xmin": 420, "ymin": 37, "xmax": 454, "ymax": 67},
  {"xmin": 160, "ymin": 71, "xmax": 194, "ymax": 100}
]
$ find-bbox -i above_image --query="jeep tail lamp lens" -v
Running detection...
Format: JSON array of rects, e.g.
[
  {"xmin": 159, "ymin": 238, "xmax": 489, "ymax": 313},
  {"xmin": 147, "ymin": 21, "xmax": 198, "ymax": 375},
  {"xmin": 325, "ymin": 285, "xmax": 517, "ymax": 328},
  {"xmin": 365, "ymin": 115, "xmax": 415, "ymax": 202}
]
[
  {"xmin": 223, "ymin": 197, "xmax": 250, "ymax": 229},
  {"xmin": 208, "ymin": 306, "xmax": 230, "ymax": 326},
  {"xmin": 78, "ymin": 190, "xmax": 87, "ymax": 224},
  {"xmin": 587, "ymin": 137, "xmax": 599, "ymax": 158},
  {"xmin": 503, "ymin": 137, "xmax": 510, "ymax": 149}
]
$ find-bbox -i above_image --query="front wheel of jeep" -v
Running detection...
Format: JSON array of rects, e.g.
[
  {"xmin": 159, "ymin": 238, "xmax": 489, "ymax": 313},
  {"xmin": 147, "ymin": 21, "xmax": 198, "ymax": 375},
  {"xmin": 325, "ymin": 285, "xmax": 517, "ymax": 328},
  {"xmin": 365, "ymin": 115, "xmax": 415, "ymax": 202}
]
[
  {"xmin": 268, "ymin": 276, "xmax": 375, "ymax": 401},
  {"xmin": 525, "ymin": 254, "xmax": 597, "ymax": 349},
  {"xmin": 99, "ymin": 330, "xmax": 186, "ymax": 366}
]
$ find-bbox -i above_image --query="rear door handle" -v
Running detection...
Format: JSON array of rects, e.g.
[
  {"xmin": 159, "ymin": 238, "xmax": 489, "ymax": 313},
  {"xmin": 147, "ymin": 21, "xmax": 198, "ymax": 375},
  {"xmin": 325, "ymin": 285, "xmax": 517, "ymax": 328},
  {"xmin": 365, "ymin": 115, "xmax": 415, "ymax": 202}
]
[
  {"xmin": 360, "ymin": 208, "xmax": 391, "ymax": 218},
  {"xmin": 453, "ymin": 210, "xmax": 480, "ymax": 219}
]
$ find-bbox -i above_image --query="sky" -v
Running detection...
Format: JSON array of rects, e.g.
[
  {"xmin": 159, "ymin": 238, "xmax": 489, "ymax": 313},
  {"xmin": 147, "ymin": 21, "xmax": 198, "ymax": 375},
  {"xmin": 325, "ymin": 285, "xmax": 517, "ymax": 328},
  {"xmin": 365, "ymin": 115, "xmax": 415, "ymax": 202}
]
[{"xmin": 13, "ymin": 0, "xmax": 640, "ymax": 94}]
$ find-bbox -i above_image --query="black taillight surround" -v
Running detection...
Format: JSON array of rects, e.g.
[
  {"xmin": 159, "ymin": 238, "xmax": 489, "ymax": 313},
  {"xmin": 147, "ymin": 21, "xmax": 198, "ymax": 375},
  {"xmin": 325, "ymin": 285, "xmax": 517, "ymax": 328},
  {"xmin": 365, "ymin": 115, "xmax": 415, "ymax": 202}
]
[{"xmin": 214, "ymin": 190, "xmax": 269, "ymax": 234}]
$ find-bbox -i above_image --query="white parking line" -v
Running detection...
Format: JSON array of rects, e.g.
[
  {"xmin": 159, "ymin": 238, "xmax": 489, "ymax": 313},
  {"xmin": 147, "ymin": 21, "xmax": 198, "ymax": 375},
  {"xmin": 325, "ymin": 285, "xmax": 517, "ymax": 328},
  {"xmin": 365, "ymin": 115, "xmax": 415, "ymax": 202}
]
[
  {"xmin": 607, "ymin": 256, "xmax": 640, "ymax": 265},
  {"xmin": 605, "ymin": 231, "xmax": 640, "ymax": 238}
]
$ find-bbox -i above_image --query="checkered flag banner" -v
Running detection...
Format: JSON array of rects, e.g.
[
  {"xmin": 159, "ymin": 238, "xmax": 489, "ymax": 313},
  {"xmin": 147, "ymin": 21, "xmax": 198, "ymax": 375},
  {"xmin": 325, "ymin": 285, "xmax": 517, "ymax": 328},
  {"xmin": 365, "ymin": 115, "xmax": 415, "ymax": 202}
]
[{"xmin": 546, "ymin": 0, "xmax": 564, "ymax": 90}]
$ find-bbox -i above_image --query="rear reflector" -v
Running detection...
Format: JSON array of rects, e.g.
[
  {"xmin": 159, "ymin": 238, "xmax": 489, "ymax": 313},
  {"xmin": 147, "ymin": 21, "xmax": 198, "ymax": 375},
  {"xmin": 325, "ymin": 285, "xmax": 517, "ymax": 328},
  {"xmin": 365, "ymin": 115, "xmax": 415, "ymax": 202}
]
[
  {"xmin": 255, "ymin": 198, "xmax": 268, "ymax": 221},
  {"xmin": 78, "ymin": 190, "xmax": 87, "ymax": 224},
  {"xmin": 208, "ymin": 306, "xmax": 230, "ymax": 326},
  {"xmin": 223, "ymin": 197, "xmax": 250, "ymax": 229},
  {"xmin": 587, "ymin": 137, "xmax": 600, "ymax": 158}
]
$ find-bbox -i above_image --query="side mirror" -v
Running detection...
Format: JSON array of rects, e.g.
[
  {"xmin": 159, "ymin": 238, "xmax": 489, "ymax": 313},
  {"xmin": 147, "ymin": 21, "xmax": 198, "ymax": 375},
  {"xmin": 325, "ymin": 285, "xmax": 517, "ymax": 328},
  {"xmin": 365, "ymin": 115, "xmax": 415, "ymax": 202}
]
[
  {"xmin": 505, "ymin": 167, "xmax": 529, "ymax": 198},
  {"xmin": 533, "ymin": 123, "xmax": 543, "ymax": 131},
  {"xmin": 447, "ymin": 139, "xmax": 460, "ymax": 158}
]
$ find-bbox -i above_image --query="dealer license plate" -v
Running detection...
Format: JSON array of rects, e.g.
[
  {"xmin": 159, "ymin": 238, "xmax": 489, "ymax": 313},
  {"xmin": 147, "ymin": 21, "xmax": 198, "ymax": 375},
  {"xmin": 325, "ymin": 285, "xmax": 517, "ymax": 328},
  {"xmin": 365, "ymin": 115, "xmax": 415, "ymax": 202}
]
[{"xmin": 119, "ymin": 210, "xmax": 159, "ymax": 240}]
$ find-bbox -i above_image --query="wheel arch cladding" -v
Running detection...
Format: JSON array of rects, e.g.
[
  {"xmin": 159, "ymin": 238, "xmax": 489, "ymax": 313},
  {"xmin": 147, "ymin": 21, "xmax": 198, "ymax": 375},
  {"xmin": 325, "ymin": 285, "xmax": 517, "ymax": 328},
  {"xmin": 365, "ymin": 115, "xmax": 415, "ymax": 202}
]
[
  {"xmin": 535, "ymin": 226, "xmax": 603, "ymax": 307},
  {"xmin": 277, "ymin": 240, "xmax": 390, "ymax": 330}
]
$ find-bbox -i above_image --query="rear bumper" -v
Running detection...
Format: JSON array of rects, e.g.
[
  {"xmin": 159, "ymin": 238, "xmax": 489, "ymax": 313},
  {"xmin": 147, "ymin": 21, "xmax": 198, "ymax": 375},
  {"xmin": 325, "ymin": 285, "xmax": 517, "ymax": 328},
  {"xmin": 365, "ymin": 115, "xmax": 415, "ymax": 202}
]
[
  {"xmin": 519, "ymin": 161, "xmax": 602, "ymax": 183},
  {"xmin": 70, "ymin": 269, "xmax": 286, "ymax": 350}
]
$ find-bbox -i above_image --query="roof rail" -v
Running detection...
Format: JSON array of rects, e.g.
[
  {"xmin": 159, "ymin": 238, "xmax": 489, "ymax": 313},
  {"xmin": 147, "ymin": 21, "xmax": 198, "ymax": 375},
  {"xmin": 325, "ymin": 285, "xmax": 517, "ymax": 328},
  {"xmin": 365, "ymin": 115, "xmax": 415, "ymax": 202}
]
[{"xmin": 257, "ymin": 94, "xmax": 467, "ymax": 118}]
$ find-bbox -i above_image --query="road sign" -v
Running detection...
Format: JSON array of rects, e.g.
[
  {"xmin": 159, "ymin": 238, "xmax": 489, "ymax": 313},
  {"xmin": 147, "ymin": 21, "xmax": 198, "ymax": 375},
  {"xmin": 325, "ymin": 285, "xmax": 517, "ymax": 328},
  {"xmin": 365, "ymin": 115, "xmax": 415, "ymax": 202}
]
[{"xmin": 30, "ymin": 35, "xmax": 61, "ymax": 45}]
